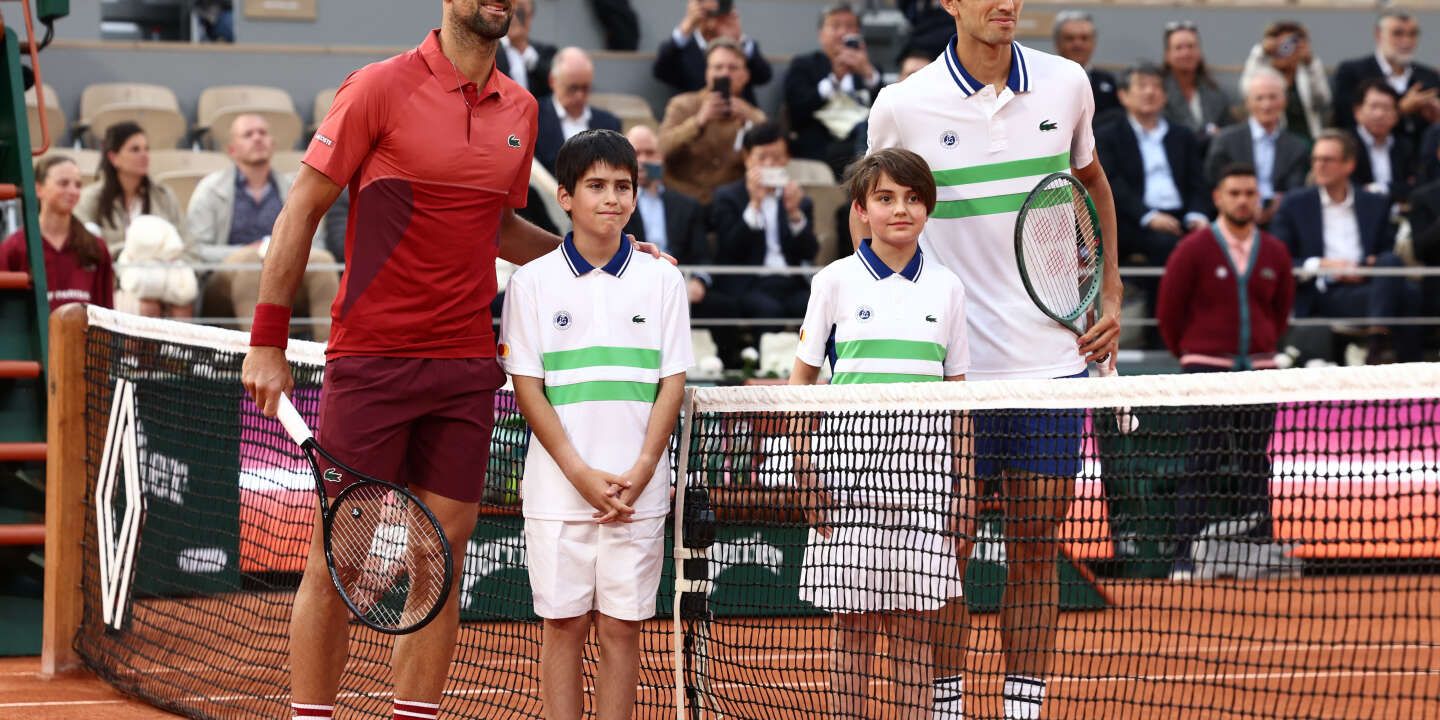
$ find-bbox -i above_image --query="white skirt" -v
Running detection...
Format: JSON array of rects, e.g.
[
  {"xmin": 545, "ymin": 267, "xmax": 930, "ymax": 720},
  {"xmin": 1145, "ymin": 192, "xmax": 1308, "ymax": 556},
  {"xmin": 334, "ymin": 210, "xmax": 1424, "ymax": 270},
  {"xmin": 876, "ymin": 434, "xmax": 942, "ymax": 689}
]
[{"xmin": 799, "ymin": 505, "xmax": 962, "ymax": 614}]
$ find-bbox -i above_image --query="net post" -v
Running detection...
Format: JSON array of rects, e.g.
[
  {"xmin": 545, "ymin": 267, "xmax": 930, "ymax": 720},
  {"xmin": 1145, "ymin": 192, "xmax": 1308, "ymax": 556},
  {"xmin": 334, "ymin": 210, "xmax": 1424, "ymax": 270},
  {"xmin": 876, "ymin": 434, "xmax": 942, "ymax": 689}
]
[
  {"xmin": 41, "ymin": 303, "xmax": 90, "ymax": 677},
  {"xmin": 672, "ymin": 387, "xmax": 697, "ymax": 720}
]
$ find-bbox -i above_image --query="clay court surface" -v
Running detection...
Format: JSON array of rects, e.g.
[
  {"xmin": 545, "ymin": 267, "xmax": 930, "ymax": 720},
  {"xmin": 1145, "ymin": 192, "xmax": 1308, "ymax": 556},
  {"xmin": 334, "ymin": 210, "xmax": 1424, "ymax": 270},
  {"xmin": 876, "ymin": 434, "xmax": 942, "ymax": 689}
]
[{"xmin": 5, "ymin": 575, "xmax": 1436, "ymax": 718}]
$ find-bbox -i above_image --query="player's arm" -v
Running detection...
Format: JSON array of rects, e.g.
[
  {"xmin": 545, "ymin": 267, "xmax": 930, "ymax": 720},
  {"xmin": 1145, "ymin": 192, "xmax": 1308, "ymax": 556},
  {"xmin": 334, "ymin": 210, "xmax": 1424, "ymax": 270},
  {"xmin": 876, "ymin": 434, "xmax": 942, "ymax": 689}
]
[
  {"xmin": 497, "ymin": 208, "xmax": 562, "ymax": 266},
  {"xmin": 946, "ymin": 378, "xmax": 976, "ymax": 550},
  {"xmin": 1073, "ymin": 153, "xmax": 1122, "ymax": 365},
  {"xmin": 241, "ymin": 164, "xmax": 345, "ymax": 417},
  {"xmin": 512, "ymin": 375, "xmax": 632, "ymax": 518}
]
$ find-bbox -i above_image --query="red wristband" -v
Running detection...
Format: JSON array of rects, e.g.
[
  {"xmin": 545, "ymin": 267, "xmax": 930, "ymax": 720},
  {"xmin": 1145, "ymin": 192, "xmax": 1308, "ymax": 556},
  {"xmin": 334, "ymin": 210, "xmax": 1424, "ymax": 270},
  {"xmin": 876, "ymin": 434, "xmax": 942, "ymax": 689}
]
[{"xmin": 250, "ymin": 303, "xmax": 292, "ymax": 349}]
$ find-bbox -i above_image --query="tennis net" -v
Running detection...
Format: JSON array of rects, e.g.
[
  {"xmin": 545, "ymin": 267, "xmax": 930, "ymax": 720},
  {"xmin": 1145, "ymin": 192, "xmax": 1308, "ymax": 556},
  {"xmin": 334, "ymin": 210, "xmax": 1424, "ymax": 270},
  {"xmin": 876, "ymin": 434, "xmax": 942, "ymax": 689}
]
[{"xmin": 57, "ymin": 306, "xmax": 1440, "ymax": 718}]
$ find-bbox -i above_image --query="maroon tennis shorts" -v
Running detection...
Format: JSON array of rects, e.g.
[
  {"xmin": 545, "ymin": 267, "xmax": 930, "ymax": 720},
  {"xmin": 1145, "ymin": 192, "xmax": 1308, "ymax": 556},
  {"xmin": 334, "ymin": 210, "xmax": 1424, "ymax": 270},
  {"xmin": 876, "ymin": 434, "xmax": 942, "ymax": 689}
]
[{"xmin": 317, "ymin": 356, "xmax": 505, "ymax": 503}]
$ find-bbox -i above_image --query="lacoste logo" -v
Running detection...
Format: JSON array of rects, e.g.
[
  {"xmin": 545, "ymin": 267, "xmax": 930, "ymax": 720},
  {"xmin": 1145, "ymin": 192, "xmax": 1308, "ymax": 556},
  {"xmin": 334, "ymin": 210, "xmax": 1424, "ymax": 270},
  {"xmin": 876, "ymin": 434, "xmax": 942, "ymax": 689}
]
[
  {"xmin": 323, "ymin": 468, "xmax": 343, "ymax": 483},
  {"xmin": 507, "ymin": 134, "xmax": 522, "ymax": 149},
  {"xmin": 925, "ymin": 314, "xmax": 938, "ymax": 323},
  {"xmin": 632, "ymin": 315, "xmax": 646, "ymax": 324},
  {"xmin": 1039, "ymin": 120, "xmax": 1058, "ymax": 132}
]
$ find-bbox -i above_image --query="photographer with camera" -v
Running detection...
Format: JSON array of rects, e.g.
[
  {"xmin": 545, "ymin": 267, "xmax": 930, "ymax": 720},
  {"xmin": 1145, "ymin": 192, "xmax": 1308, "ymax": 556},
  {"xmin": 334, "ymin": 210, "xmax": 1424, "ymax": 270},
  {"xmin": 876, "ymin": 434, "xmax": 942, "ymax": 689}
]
[
  {"xmin": 654, "ymin": 0, "xmax": 773, "ymax": 105},
  {"xmin": 659, "ymin": 38, "xmax": 768, "ymax": 203},
  {"xmin": 709, "ymin": 122, "xmax": 817, "ymax": 326},
  {"xmin": 785, "ymin": 3, "xmax": 884, "ymax": 177},
  {"xmin": 1243, "ymin": 20, "xmax": 1330, "ymax": 143}
]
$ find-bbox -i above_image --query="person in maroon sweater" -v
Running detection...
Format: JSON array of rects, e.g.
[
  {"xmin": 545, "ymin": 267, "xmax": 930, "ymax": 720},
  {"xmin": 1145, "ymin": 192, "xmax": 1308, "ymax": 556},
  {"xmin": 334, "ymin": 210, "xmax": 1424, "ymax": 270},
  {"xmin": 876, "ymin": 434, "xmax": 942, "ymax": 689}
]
[
  {"xmin": 0, "ymin": 155, "xmax": 114, "ymax": 311},
  {"xmin": 1156, "ymin": 163, "xmax": 1295, "ymax": 581}
]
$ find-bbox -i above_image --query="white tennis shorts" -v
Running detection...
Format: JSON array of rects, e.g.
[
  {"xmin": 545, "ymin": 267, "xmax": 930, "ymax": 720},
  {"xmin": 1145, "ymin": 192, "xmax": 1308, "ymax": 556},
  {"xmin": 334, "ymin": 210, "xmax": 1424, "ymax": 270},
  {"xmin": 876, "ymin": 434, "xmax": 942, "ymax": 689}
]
[
  {"xmin": 524, "ymin": 516, "xmax": 667, "ymax": 621},
  {"xmin": 799, "ymin": 505, "xmax": 962, "ymax": 614}
]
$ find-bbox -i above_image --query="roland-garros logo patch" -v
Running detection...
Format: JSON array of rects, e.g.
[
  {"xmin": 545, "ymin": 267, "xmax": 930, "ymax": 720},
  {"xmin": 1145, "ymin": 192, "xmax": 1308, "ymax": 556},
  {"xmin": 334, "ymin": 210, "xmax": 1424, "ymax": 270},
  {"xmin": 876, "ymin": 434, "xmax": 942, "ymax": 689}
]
[{"xmin": 314, "ymin": 132, "xmax": 335, "ymax": 147}]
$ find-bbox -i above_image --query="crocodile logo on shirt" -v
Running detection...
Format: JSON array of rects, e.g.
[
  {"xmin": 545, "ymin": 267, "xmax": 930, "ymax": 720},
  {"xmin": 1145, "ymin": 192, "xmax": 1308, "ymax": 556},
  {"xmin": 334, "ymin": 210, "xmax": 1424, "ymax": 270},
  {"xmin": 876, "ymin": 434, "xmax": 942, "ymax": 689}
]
[
  {"xmin": 632, "ymin": 315, "xmax": 646, "ymax": 324},
  {"xmin": 323, "ymin": 468, "xmax": 343, "ymax": 484},
  {"xmin": 507, "ymin": 134, "xmax": 522, "ymax": 149},
  {"xmin": 925, "ymin": 314, "xmax": 938, "ymax": 323},
  {"xmin": 1039, "ymin": 120, "xmax": 1058, "ymax": 132}
]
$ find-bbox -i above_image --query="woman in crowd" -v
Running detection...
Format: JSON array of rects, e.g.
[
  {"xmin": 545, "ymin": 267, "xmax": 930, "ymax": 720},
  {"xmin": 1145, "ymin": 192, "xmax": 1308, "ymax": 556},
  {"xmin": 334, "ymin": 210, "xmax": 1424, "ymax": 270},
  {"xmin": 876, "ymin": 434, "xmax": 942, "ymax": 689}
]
[
  {"xmin": 75, "ymin": 120, "xmax": 194, "ymax": 317},
  {"xmin": 1243, "ymin": 20, "xmax": 1331, "ymax": 143},
  {"xmin": 0, "ymin": 155, "xmax": 114, "ymax": 311},
  {"xmin": 1161, "ymin": 21, "xmax": 1234, "ymax": 140}
]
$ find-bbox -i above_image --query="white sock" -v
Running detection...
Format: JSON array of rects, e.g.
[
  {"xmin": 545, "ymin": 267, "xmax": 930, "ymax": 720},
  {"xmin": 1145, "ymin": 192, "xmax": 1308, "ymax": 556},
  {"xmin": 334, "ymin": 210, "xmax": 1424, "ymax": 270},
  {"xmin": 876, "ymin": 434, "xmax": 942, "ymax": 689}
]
[
  {"xmin": 1002, "ymin": 675, "xmax": 1044, "ymax": 720},
  {"xmin": 933, "ymin": 674, "xmax": 964, "ymax": 719}
]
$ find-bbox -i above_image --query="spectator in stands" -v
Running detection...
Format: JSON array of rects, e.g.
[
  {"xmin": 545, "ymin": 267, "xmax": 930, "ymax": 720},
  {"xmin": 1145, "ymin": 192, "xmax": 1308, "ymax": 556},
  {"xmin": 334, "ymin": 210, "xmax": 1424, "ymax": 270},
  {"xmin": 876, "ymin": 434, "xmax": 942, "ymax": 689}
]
[
  {"xmin": 1243, "ymin": 21, "xmax": 1330, "ymax": 143},
  {"xmin": 76, "ymin": 121, "xmax": 186, "ymax": 257},
  {"xmin": 654, "ymin": 0, "xmax": 773, "ymax": 106},
  {"xmin": 624, "ymin": 125, "xmax": 739, "ymax": 357},
  {"xmin": 1053, "ymin": 11, "xmax": 1122, "ymax": 128},
  {"xmin": 898, "ymin": 46, "xmax": 932, "ymax": 82},
  {"xmin": 193, "ymin": 0, "xmax": 234, "ymax": 43},
  {"xmin": 1205, "ymin": 68, "xmax": 1309, "ymax": 226},
  {"xmin": 496, "ymin": 0, "xmax": 556, "ymax": 98},
  {"xmin": 709, "ymin": 122, "xmax": 817, "ymax": 323},
  {"xmin": 1161, "ymin": 21, "xmax": 1233, "ymax": 142},
  {"xmin": 187, "ymin": 114, "xmax": 339, "ymax": 340},
  {"xmin": 1405, "ymin": 174, "xmax": 1440, "ymax": 322},
  {"xmin": 1271, "ymin": 130, "xmax": 1422, "ymax": 363},
  {"xmin": 659, "ymin": 39, "xmax": 767, "ymax": 204},
  {"xmin": 589, "ymin": 0, "xmax": 640, "ymax": 51},
  {"xmin": 1333, "ymin": 8, "xmax": 1440, "ymax": 150},
  {"xmin": 1419, "ymin": 124, "xmax": 1440, "ymax": 187},
  {"xmin": 1156, "ymin": 162, "xmax": 1293, "ymax": 582},
  {"xmin": 1098, "ymin": 63, "xmax": 1208, "ymax": 270},
  {"xmin": 785, "ymin": 3, "xmax": 884, "ymax": 177},
  {"xmin": 535, "ymin": 47, "xmax": 622, "ymax": 175},
  {"xmin": 76, "ymin": 121, "xmax": 193, "ymax": 318},
  {"xmin": 0, "ymin": 155, "xmax": 114, "ymax": 311},
  {"xmin": 1350, "ymin": 79, "xmax": 1416, "ymax": 205},
  {"xmin": 899, "ymin": 0, "xmax": 951, "ymax": 59}
]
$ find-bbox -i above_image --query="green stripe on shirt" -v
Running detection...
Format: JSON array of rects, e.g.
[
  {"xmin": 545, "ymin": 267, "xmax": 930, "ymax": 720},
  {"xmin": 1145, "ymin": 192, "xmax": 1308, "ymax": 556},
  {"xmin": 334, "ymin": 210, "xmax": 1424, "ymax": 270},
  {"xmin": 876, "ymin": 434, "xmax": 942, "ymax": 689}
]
[
  {"xmin": 834, "ymin": 339, "xmax": 947, "ymax": 362},
  {"xmin": 831, "ymin": 372, "xmax": 943, "ymax": 385},
  {"xmin": 542, "ymin": 346, "xmax": 661, "ymax": 371},
  {"xmin": 931, "ymin": 151, "xmax": 1070, "ymax": 187},
  {"xmin": 932, "ymin": 192, "xmax": 1030, "ymax": 219},
  {"xmin": 544, "ymin": 380, "xmax": 658, "ymax": 405}
]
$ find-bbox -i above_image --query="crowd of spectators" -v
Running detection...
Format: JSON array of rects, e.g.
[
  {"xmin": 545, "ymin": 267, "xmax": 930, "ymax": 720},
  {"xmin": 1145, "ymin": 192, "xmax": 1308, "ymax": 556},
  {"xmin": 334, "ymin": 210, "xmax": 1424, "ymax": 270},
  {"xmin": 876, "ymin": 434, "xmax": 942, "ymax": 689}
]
[{"xmin": 20, "ymin": 2, "xmax": 1440, "ymax": 365}]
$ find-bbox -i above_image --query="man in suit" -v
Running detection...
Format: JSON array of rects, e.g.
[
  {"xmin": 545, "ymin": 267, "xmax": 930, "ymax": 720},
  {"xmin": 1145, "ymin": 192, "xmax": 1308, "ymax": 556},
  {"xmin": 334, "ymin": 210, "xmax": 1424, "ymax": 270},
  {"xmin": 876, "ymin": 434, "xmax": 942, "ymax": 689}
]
[
  {"xmin": 1097, "ymin": 63, "xmax": 1208, "ymax": 269},
  {"xmin": 534, "ymin": 47, "xmax": 622, "ymax": 175},
  {"xmin": 1333, "ymin": 8, "xmax": 1440, "ymax": 150},
  {"xmin": 709, "ymin": 122, "xmax": 817, "ymax": 322},
  {"xmin": 1350, "ymin": 79, "xmax": 1416, "ymax": 205},
  {"xmin": 1053, "ymin": 11, "xmax": 1122, "ymax": 128},
  {"xmin": 625, "ymin": 125, "xmax": 741, "ymax": 360},
  {"xmin": 1405, "ymin": 177, "xmax": 1440, "ymax": 322},
  {"xmin": 1206, "ymin": 67, "xmax": 1310, "ymax": 226},
  {"xmin": 659, "ymin": 38, "xmax": 768, "ymax": 204},
  {"xmin": 1271, "ymin": 131, "xmax": 1423, "ymax": 363},
  {"xmin": 784, "ymin": 3, "xmax": 884, "ymax": 176},
  {"xmin": 495, "ymin": 0, "xmax": 556, "ymax": 98},
  {"xmin": 654, "ymin": 0, "xmax": 773, "ymax": 106}
]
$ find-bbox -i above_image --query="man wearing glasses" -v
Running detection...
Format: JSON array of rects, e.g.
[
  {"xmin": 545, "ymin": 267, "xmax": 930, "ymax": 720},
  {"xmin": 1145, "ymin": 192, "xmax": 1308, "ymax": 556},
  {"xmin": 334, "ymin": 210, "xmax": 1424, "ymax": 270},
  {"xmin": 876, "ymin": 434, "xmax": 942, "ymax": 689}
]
[{"xmin": 1333, "ymin": 8, "xmax": 1440, "ymax": 149}]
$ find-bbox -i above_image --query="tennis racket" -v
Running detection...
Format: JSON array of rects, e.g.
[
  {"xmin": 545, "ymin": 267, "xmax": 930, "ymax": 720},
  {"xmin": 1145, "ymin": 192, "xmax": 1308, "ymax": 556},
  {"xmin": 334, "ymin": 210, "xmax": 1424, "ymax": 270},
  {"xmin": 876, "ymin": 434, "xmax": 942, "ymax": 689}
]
[
  {"xmin": 275, "ymin": 394, "xmax": 454, "ymax": 634},
  {"xmin": 1015, "ymin": 171, "xmax": 1137, "ymax": 433}
]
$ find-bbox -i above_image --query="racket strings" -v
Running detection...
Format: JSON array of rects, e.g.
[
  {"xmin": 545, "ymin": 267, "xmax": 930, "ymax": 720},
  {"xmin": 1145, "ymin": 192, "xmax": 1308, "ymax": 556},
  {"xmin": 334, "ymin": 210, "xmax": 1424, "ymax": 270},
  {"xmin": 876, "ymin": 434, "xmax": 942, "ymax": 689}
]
[
  {"xmin": 1020, "ymin": 179, "xmax": 1100, "ymax": 322},
  {"xmin": 328, "ymin": 484, "xmax": 450, "ymax": 630}
]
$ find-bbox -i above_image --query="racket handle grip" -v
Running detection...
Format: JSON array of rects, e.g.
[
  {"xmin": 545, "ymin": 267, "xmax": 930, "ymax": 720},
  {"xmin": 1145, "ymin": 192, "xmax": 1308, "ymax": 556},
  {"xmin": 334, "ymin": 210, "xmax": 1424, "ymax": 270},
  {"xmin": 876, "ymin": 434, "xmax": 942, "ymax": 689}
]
[
  {"xmin": 1094, "ymin": 360, "xmax": 1140, "ymax": 434},
  {"xmin": 276, "ymin": 393, "xmax": 314, "ymax": 446}
]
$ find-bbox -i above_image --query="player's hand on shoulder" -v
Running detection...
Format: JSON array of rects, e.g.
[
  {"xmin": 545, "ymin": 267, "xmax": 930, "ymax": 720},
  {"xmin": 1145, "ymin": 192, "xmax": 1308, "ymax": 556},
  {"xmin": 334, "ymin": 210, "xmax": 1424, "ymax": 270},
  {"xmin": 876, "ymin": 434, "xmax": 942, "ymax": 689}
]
[
  {"xmin": 241, "ymin": 346, "xmax": 294, "ymax": 418},
  {"xmin": 629, "ymin": 233, "xmax": 677, "ymax": 265}
]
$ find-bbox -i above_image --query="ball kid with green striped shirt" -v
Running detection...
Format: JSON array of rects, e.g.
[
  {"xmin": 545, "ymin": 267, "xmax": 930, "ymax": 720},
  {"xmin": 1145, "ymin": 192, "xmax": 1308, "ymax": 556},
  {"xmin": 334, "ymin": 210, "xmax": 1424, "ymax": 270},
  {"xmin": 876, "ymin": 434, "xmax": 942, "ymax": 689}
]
[{"xmin": 790, "ymin": 148, "xmax": 975, "ymax": 720}]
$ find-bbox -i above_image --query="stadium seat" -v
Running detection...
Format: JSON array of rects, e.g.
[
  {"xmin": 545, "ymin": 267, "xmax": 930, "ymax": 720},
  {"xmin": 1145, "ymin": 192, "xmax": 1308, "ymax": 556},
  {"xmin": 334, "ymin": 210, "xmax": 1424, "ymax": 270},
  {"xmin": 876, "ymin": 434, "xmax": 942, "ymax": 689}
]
[
  {"xmin": 529, "ymin": 159, "xmax": 571, "ymax": 234},
  {"xmin": 272, "ymin": 149, "xmax": 307, "ymax": 177},
  {"xmin": 77, "ymin": 82, "xmax": 188, "ymax": 150},
  {"xmin": 786, "ymin": 158, "xmax": 836, "ymax": 186},
  {"xmin": 590, "ymin": 92, "xmax": 657, "ymax": 132},
  {"xmin": 804, "ymin": 183, "xmax": 848, "ymax": 265},
  {"xmin": 197, "ymin": 85, "xmax": 304, "ymax": 151},
  {"xmin": 759, "ymin": 331, "xmax": 799, "ymax": 378},
  {"xmin": 149, "ymin": 149, "xmax": 231, "ymax": 179},
  {"xmin": 24, "ymin": 82, "xmax": 65, "ymax": 151},
  {"xmin": 312, "ymin": 87, "xmax": 338, "ymax": 130},
  {"xmin": 38, "ymin": 148, "xmax": 101, "ymax": 184},
  {"xmin": 155, "ymin": 172, "xmax": 210, "ymax": 215}
]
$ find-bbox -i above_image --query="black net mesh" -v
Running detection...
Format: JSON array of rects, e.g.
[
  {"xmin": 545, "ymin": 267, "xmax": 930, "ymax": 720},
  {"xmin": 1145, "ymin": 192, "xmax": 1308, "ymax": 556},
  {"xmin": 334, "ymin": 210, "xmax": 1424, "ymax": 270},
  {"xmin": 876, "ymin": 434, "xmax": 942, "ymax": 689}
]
[{"xmin": 71, "ymin": 311, "xmax": 1440, "ymax": 718}]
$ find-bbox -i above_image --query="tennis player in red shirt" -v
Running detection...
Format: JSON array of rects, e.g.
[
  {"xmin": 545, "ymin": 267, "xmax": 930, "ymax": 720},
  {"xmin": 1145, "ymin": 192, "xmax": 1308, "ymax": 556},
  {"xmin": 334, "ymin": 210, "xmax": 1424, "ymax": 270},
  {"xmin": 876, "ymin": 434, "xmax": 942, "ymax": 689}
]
[{"xmin": 240, "ymin": 3, "xmax": 659, "ymax": 718}]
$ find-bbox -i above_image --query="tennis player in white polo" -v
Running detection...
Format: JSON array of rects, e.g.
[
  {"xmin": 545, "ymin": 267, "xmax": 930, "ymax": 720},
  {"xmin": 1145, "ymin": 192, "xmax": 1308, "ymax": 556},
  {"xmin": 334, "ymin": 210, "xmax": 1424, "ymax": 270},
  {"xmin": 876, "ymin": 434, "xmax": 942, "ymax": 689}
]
[{"xmin": 860, "ymin": 1, "xmax": 1121, "ymax": 718}]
